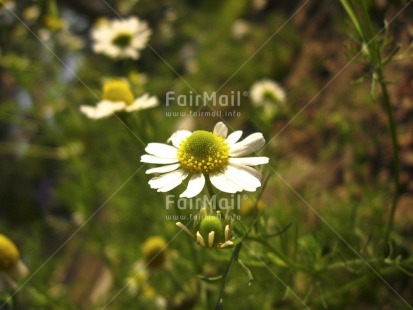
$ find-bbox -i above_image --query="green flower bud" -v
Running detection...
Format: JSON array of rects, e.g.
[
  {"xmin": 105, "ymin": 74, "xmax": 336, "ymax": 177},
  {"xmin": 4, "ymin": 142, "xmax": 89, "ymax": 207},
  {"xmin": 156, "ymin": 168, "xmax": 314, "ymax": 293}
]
[
  {"xmin": 199, "ymin": 216, "xmax": 225, "ymax": 247},
  {"xmin": 141, "ymin": 236, "xmax": 167, "ymax": 269}
]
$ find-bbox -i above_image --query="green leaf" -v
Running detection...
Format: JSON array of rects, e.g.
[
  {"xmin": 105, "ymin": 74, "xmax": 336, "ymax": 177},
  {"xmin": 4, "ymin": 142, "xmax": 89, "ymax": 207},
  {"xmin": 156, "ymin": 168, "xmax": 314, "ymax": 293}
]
[
  {"xmin": 267, "ymin": 253, "xmax": 288, "ymax": 268},
  {"xmin": 197, "ymin": 274, "xmax": 223, "ymax": 283}
]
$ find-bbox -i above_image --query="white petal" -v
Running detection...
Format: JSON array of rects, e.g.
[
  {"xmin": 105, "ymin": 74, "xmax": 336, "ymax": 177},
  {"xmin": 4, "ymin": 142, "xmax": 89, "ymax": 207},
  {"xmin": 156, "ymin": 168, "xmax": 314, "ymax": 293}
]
[
  {"xmin": 197, "ymin": 231, "xmax": 205, "ymax": 247},
  {"xmin": 145, "ymin": 163, "xmax": 180, "ymax": 174},
  {"xmin": 209, "ymin": 173, "xmax": 243, "ymax": 193},
  {"xmin": 213, "ymin": 122, "xmax": 228, "ymax": 138},
  {"xmin": 180, "ymin": 174, "xmax": 205, "ymax": 198},
  {"xmin": 157, "ymin": 172, "xmax": 189, "ymax": 192},
  {"xmin": 176, "ymin": 222, "xmax": 193, "ymax": 237},
  {"xmin": 140, "ymin": 155, "xmax": 179, "ymax": 164},
  {"xmin": 119, "ymin": 47, "xmax": 137, "ymax": 59},
  {"xmin": 225, "ymin": 225, "xmax": 230, "ymax": 241},
  {"xmin": 125, "ymin": 94, "xmax": 158, "ymax": 112},
  {"xmin": 232, "ymin": 163, "xmax": 262, "ymax": 181},
  {"xmin": 225, "ymin": 131, "xmax": 243, "ymax": 145},
  {"xmin": 167, "ymin": 130, "xmax": 192, "ymax": 148},
  {"xmin": 105, "ymin": 45, "xmax": 121, "ymax": 58},
  {"xmin": 145, "ymin": 143, "xmax": 178, "ymax": 159},
  {"xmin": 98, "ymin": 101, "xmax": 125, "ymax": 110},
  {"xmin": 208, "ymin": 231, "xmax": 215, "ymax": 248},
  {"xmin": 79, "ymin": 106, "xmax": 103, "ymax": 119},
  {"xmin": 79, "ymin": 101, "xmax": 125, "ymax": 119},
  {"xmin": 220, "ymin": 240, "xmax": 234, "ymax": 248},
  {"xmin": 229, "ymin": 133, "xmax": 266, "ymax": 156},
  {"xmin": 149, "ymin": 169, "xmax": 187, "ymax": 190},
  {"xmin": 223, "ymin": 165, "xmax": 261, "ymax": 192},
  {"xmin": 229, "ymin": 157, "xmax": 269, "ymax": 166}
]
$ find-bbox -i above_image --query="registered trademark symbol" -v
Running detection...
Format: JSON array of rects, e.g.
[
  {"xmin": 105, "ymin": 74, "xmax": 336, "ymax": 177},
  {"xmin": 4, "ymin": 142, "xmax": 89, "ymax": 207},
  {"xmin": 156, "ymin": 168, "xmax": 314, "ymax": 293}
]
[{"xmin": 243, "ymin": 91, "xmax": 248, "ymax": 97}]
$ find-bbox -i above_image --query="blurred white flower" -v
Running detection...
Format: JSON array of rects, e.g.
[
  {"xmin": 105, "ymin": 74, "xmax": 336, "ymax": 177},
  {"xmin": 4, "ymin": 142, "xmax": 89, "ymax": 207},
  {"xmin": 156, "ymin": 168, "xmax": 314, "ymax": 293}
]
[
  {"xmin": 22, "ymin": 5, "xmax": 40, "ymax": 22},
  {"xmin": 141, "ymin": 122, "xmax": 269, "ymax": 198},
  {"xmin": 126, "ymin": 260, "xmax": 167, "ymax": 309},
  {"xmin": 231, "ymin": 19, "xmax": 250, "ymax": 39},
  {"xmin": 249, "ymin": 79, "xmax": 286, "ymax": 107},
  {"xmin": 91, "ymin": 17, "xmax": 151, "ymax": 60},
  {"xmin": 253, "ymin": 0, "xmax": 268, "ymax": 12},
  {"xmin": 127, "ymin": 261, "xmax": 148, "ymax": 296},
  {"xmin": 80, "ymin": 79, "xmax": 158, "ymax": 120},
  {"xmin": 38, "ymin": 28, "xmax": 51, "ymax": 42},
  {"xmin": 154, "ymin": 296, "xmax": 167, "ymax": 310},
  {"xmin": 126, "ymin": 260, "xmax": 166, "ymax": 302}
]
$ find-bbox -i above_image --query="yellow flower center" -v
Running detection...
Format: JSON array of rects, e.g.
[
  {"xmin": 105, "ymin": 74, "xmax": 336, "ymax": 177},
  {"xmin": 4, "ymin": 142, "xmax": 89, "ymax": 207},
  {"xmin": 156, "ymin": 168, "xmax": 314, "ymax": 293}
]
[
  {"xmin": 112, "ymin": 33, "xmax": 132, "ymax": 48},
  {"xmin": 0, "ymin": 234, "xmax": 20, "ymax": 271},
  {"xmin": 177, "ymin": 131, "xmax": 230, "ymax": 174},
  {"xmin": 102, "ymin": 80, "xmax": 134, "ymax": 105},
  {"xmin": 141, "ymin": 236, "xmax": 167, "ymax": 269}
]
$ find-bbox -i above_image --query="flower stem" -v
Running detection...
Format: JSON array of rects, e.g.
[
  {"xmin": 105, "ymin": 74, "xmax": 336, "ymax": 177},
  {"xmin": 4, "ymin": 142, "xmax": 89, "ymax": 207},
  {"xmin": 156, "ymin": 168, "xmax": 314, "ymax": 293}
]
[
  {"xmin": 379, "ymin": 69, "xmax": 401, "ymax": 243},
  {"xmin": 204, "ymin": 175, "xmax": 218, "ymax": 211},
  {"xmin": 340, "ymin": 0, "xmax": 401, "ymax": 245},
  {"xmin": 359, "ymin": 1, "xmax": 401, "ymax": 243},
  {"xmin": 214, "ymin": 242, "xmax": 243, "ymax": 310},
  {"xmin": 205, "ymin": 175, "xmax": 215, "ymax": 198}
]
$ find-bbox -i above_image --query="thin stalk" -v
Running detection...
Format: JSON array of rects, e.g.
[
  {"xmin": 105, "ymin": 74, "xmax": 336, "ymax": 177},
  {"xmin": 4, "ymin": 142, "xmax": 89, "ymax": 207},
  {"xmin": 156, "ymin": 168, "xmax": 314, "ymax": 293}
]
[
  {"xmin": 340, "ymin": 0, "xmax": 365, "ymax": 40},
  {"xmin": 214, "ymin": 243, "xmax": 243, "ymax": 310},
  {"xmin": 359, "ymin": 1, "xmax": 401, "ymax": 242},
  {"xmin": 340, "ymin": 0, "xmax": 401, "ymax": 244},
  {"xmin": 205, "ymin": 175, "xmax": 219, "ymax": 211},
  {"xmin": 248, "ymin": 174, "xmax": 271, "ymax": 235},
  {"xmin": 205, "ymin": 175, "xmax": 215, "ymax": 198},
  {"xmin": 308, "ymin": 258, "xmax": 413, "ymax": 308},
  {"xmin": 360, "ymin": 1, "xmax": 381, "ymax": 65},
  {"xmin": 174, "ymin": 199, "xmax": 202, "ymax": 273},
  {"xmin": 379, "ymin": 69, "xmax": 400, "ymax": 242},
  {"xmin": 213, "ymin": 176, "xmax": 272, "ymax": 308},
  {"xmin": 246, "ymin": 236, "xmax": 299, "ymax": 270}
]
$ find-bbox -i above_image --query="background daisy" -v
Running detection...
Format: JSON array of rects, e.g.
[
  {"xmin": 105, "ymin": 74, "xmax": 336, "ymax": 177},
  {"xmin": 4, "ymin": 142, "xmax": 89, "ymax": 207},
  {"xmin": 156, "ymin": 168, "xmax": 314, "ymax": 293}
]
[
  {"xmin": 80, "ymin": 79, "xmax": 158, "ymax": 119},
  {"xmin": 91, "ymin": 16, "xmax": 151, "ymax": 60},
  {"xmin": 249, "ymin": 79, "xmax": 286, "ymax": 107}
]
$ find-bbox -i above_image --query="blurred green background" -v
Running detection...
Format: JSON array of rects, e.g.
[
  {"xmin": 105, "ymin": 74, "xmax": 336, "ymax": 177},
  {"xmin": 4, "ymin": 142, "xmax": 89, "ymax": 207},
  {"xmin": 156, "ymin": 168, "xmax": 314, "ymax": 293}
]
[{"xmin": 1, "ymin": 0, "xmax": 413, "ymax": 309}]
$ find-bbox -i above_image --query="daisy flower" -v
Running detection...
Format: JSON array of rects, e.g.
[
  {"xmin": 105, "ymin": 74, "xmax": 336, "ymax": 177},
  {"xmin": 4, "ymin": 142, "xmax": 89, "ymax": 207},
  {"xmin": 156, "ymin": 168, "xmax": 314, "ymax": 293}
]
[
  {"xmin": 140, "ymin": 122, "xmax": 269, "ymax": 198},
  {"xmin": 80, "ymin": 79, "xmax": 158, "ymax": 119},
  {"xmin": 250, "ymin": 79, "xmax": 286, "ymax": 107},
  {"xmin": 91, "ymin": 16, "xmax": 151, "ymax": 60}
]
